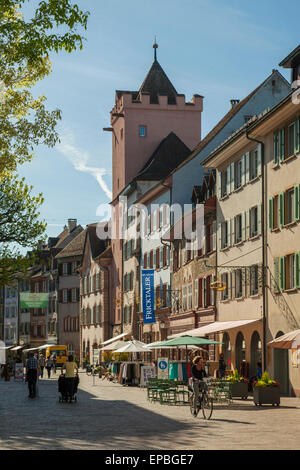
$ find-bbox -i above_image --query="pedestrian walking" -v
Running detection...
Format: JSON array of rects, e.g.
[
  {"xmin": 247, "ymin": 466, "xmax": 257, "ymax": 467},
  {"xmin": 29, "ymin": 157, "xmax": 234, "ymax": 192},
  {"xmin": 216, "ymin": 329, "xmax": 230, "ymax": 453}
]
[
  {"xmin": 39, "ymin": 354, "xmax": 45, "ymax": 378},
  {"xmin": 218, "ymin": 353, "xmax": 226, "ymax": 379},
  {"xmin": 46, "ymin": 356, "xmax": 53, "ymax": 379},
  {"xmin": 26, "ymin": 353, "xmax": 39, "ymax": 398}
]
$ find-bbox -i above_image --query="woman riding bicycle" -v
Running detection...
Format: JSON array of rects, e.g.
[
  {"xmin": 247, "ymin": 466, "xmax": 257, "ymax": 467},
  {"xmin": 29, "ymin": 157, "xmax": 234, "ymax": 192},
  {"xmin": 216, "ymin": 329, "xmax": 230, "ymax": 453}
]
[{"xmin": 192, "ymin": 356, "xmax": 207, "ymax": 416}]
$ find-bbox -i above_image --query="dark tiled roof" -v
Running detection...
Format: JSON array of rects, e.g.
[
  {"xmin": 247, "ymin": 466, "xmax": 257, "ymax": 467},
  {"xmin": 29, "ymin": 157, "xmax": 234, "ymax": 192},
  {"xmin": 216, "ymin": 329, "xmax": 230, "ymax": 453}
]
[
  {"xmin": 138, "ymin": 60, "xmax": 178, "ymax": 104},
  {"xmin": 135, "ymin": 132, "xmax": 191, "ymax": 181},
  {"xmin": 84, "ymin": 223, "xmax": 109, "ymax": 260},
  {"xmin": 171, "ymin": 70, "xmax": 289, "ymax": 173},
  {"xmin": 279, "ymin": 45, "xmax": 300, "ymax": 67},
  {"xmin": 55, "ymin": 229, "xmax": 86, "ymax": 259}
]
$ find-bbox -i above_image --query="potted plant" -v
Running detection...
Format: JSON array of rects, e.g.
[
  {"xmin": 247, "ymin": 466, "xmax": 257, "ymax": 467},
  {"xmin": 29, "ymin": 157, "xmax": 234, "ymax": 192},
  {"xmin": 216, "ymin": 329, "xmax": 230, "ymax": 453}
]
[
  {"xmin": 226, "ymin": 370, "xmax": 249, "ymax": 399},
  {"xmin": 253, "ymin": 371, "xmax": 280, "ymax": 406}
]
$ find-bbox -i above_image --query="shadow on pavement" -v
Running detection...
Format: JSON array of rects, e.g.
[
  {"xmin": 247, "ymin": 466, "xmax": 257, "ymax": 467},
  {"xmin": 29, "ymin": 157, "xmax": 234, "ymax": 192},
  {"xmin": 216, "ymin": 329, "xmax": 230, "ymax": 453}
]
[{"xmin": 0, "ymin": 378, "xmax": 220, "ymax": 450}]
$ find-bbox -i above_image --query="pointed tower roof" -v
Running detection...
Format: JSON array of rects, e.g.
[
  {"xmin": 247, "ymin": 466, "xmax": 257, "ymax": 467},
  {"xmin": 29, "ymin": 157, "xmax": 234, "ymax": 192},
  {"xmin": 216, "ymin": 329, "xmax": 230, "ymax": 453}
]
[{"xmin": 138, "ymin": 42, "xmax": 178, "ymax": 104}]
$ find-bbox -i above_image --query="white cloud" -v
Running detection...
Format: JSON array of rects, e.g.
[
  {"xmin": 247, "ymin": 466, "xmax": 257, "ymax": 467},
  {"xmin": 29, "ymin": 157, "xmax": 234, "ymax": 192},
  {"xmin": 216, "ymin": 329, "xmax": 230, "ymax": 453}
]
[{"xmin": 56, "ymin": 128, "xmax": 112, "ymax": 200}]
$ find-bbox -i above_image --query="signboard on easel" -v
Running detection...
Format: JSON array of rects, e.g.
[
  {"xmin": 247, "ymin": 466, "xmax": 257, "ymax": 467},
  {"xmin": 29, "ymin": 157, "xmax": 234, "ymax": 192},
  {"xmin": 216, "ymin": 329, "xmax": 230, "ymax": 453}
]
[
  {"xmin": 140, "ymin": 366, "xmax": 156, "ymax": 387},
  {"xmin": 14, "ymin": 363, "xmax": 24, "ymax": 382}
]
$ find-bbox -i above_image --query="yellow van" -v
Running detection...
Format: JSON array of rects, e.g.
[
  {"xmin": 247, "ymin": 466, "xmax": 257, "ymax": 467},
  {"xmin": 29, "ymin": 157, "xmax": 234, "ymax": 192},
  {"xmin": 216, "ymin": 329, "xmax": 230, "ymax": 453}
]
[{"xmin": 45, "ymin": 345, "xmax": 68, "ymax": 367}]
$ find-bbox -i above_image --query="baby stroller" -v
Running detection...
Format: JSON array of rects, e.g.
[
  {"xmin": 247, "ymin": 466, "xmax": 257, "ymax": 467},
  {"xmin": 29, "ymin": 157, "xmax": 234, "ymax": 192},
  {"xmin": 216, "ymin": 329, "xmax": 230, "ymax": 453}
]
[{"xmin": 58, "ymin": 374, "xmax": 79, "ymax": 403}]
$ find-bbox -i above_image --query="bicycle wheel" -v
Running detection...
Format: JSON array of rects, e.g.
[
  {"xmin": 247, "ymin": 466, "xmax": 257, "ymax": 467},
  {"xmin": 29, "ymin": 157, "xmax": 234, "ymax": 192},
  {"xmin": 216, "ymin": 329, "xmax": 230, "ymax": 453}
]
[
  {"xmin": 189, "ymin": 394, "xmax": 200, "ymax": 417},
  {"xmin": 202, "ymin": 393, "xmax": 213, "ymax": 420}
]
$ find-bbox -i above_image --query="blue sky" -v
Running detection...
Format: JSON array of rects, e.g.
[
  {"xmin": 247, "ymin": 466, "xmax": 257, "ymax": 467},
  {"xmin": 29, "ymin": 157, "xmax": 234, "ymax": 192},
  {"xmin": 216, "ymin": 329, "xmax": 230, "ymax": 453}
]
[{"xmin": 19, "ymin": 0, "xmax": 299, "ymax": 240}]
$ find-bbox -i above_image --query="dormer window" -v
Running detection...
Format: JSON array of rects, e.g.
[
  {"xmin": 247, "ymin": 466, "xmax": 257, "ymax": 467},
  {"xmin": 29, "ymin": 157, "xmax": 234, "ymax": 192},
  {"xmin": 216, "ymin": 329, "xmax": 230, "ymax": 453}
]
[{"xmin": 139, "ymin": 125, "xmax": 146, "ymax": 137}]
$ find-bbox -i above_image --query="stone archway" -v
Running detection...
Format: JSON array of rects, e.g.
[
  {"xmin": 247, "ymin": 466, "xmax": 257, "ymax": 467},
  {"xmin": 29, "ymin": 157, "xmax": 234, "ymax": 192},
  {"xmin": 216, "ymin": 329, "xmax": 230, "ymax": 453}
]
[
  {"xmin": 274, "ymin": 330, "xmax": 289, "ymax": 396},
  {"xmin": 250, "ymin": 331, "xmax": 262, "ymax": 377}
]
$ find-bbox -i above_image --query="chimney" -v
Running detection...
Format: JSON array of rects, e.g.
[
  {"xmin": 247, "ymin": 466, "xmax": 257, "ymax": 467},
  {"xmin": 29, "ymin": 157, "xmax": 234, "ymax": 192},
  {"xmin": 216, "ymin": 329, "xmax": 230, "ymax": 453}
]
[
  {"xmin": 68, "ymin": 219, "xmax": 77, "ymax": 232},
  {"xmin": 230, "ymin": 99, "xmax": 240, "ymax": 109}
]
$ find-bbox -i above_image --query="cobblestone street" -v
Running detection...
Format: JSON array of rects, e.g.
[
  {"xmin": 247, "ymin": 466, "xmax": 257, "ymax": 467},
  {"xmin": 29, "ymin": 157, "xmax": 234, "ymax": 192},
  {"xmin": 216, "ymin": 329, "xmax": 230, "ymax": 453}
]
[{"xmin": 1, "ymin": 371, "xmax": 300, "ymax": 450}]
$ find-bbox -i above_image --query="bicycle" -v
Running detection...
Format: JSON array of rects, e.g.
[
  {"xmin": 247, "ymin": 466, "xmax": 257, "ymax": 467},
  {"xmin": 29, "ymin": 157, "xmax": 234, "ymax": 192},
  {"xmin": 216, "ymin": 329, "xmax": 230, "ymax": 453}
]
[{"xmin": 189, "ymin": 379, "xmax": 213, "ymax": 420}]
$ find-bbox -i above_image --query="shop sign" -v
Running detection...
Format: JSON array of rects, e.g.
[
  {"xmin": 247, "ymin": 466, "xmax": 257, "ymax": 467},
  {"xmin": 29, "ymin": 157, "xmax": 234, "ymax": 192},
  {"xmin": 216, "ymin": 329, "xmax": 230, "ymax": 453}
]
[
  {"xmin": 158, "ymin": 357, "xmax": 169, "ymax": 379},
  {"xmin": 20, "ymin": 293, "xmax": 49, "ymax": 309},
  {"xmin": 142, "ymin": 270, "xmax": 155, "ymax": 324}
]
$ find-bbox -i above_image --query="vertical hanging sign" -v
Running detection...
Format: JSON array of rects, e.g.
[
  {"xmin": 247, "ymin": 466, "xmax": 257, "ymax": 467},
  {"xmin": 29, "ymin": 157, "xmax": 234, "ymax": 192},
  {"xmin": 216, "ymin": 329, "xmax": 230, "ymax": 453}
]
[{"xmin": 142, "ymin": 269, "xmax": 155, "ymax": 324}]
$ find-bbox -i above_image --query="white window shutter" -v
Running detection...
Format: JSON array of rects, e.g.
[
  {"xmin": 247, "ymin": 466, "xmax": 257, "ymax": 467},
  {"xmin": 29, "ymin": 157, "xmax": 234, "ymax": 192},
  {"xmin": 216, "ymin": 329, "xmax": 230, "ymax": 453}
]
[
  {"xmin": 226, "ymin": 166, "xmax": 231, "ymax": 195},
  {"xmin": 217, "ymin": 170, "xmax": 222, "ymax": 199},
  {"xmin": 246, "ymin": 209, "xmax": 250, "ymax": 239},
  {"xmin": 212, "ymin": 221, "xmax": 216, "ymax": 251},
  {"xmin": 194, "ymin": 280, "xmax": 198, "ymax": 308},
  {"xmin": 242, "ymin": 211, "xmax": 246, "ymax": 240},
  {"xmin": 241, "ymin": 155, "xmax": 246, "ymax": 186},
  {"xmin": 245, "ymin": 152, "xmax": 250, "ymax": 183},
  {"xmin": 257, "ymin": 144, "xmax": 262, "ymax": 176},
  {"xmin": 218, "ymin": 222, "xmax": 222, "ymax": 249}
]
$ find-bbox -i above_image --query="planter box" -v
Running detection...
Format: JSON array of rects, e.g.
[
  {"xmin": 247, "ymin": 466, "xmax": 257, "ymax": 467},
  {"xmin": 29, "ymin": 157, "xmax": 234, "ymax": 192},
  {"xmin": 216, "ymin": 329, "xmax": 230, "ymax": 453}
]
[
  {"xmin": 230, "ymin": 382, "xmax": 248, "ymax": 399},
  {"xmin": 253, "ymin": 387, "xmax": 280, "ymax": 406}
]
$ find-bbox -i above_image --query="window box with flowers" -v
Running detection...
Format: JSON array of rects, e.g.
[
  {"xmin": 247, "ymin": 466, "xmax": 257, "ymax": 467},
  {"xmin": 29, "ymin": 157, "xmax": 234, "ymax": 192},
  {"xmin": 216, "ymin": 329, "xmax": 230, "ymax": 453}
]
[
  {"xmin": 253, "ymin": 372, "xmax": 281, "ymax": 406},
  {"xmin": 226, "ymin": 370, "xmax": 249, "ymax": 399}
]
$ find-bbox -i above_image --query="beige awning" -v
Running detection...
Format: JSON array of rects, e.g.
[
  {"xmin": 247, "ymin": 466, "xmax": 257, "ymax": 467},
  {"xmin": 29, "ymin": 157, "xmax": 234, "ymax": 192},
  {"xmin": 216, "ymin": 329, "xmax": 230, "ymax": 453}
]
[
  {"xmin": 168, "ymin": 319, "xmax": 261, "ymax": 339},
  {"xmin": 268, "ymin": 329, "xmax": 300, "ymax": 349},
  {"xmin": 100, "ymin": 340, "xmax": 127, "ymax": 351},
  {"xmin": 101, "ymin": 332, "xmax": 128, "ymax": 346}
]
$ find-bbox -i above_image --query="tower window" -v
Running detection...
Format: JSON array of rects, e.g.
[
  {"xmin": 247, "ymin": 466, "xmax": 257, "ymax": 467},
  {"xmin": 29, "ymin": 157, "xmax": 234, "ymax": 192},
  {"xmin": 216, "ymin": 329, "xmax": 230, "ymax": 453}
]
[{"xmin": 139, "ymin": 126, "xmax": 146, "ymax": 137}]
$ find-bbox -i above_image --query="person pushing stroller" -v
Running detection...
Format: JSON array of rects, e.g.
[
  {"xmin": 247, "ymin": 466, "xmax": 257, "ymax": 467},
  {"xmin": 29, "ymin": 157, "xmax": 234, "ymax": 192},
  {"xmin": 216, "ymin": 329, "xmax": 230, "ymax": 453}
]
[{"xmin": 59, "ymin": 355, "xmax": 79, "ymax": 402}]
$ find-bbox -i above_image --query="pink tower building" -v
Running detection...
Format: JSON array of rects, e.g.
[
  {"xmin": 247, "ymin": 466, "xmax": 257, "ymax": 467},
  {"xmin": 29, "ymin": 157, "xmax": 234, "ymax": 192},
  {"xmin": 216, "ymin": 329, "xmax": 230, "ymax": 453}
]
[{"xmin": 108, "ymin": 43, "xmax": 203, "ymax": 334}]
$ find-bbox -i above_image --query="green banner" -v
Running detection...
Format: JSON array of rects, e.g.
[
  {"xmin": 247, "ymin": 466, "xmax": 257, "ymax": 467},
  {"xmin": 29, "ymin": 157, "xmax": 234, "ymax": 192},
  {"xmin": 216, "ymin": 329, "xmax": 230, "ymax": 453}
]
[{"xmin": 20, "ymin": 293, "xmax": 49, "ymax": 308}]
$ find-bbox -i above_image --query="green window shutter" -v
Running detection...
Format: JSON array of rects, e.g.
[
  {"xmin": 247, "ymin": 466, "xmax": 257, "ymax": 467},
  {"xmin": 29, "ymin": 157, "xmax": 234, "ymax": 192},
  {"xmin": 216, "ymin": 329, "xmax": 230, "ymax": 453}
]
[
  {"xmin": 295, "ymin": 117, "xmax": 300, "ymax": 154},
  {"xmin": 274, "ymin": 133, "xmax": 278, "ymax": 165},
  {"xmin": 280, "ymin": 256, "xmax": 286, "ymax": 291},
  {"xmin": 295, "ymin": 252, "xmax": 300, "ymax": 288},
  {"xmin": 279, "ymin": 128, "xmax": 285, "ymax": 162},
  {"xmin": 257, "ymin": 204, "xmax": 262, "ymax": 235},
  {"xmin": 279, "ymin": 192, "xmax": 285, "ymax": 227},
  {"xmin": 295, "ymin": 184, "xmax": 300, "ymax": 221},
  {"xmin": 269, "ymin": 198, "xmax": 274, "ymax": 231},
  {"xmin": 274, "ymin": 258, "xmax": 280, "ymax": 292}
]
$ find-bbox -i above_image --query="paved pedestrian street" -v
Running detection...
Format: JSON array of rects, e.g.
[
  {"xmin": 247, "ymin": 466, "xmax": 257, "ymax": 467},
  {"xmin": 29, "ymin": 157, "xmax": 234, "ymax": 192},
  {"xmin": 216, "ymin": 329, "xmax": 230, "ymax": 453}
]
[{"xmin": 1, "ymin": 372, "xmax": 300, "ymax": 450}]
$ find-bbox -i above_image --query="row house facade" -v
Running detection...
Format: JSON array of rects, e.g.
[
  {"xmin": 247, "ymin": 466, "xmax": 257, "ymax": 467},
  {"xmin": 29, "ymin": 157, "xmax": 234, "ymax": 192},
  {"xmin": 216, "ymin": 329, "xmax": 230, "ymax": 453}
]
[
  {"xmin": 249, "ymin": 44, "xmax": 300, "ymax": 396},
  {"xmin": 79, "ymin": 224, "xmax": 111, "ymax": 365},
  {"xmin": 4, "ymin": 283, "xmax": 19, "ymax": 347},
  {"xmin": 201, "ymin": 44, "xmax": 300, "ymax": 396},
  {"xmin": 165, "ymin": 171, "xmax": 217, "ymax": 361},
  {"xmin": 203, "ymin": 125, "xmax": 264, "ymax": 380},
  {"xmin": 55, "ymin": 229, "xmax": 85, "ymax": 359}
]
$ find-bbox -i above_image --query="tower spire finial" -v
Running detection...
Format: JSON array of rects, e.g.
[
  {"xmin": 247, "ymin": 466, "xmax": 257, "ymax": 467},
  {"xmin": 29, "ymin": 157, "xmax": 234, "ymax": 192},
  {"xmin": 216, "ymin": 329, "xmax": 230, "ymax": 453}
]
[{"xmin": 153, "ymin": 36, "xmax": 158, "ymax": 62}]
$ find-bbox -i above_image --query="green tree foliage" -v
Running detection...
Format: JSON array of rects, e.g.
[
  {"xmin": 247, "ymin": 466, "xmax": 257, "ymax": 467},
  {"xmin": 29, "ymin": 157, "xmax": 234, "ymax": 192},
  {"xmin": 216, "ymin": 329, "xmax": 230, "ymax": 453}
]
[
  {"xmin": 0, "ymin": 172, "xmax": 46, "ymax": 286},
  {"xmin": 0, "ymin": 1, "xmax": 89, "ymax": 285},
  {"xmin": 0, "ymin": 0, "xmax": 89, "ymax": 172}
]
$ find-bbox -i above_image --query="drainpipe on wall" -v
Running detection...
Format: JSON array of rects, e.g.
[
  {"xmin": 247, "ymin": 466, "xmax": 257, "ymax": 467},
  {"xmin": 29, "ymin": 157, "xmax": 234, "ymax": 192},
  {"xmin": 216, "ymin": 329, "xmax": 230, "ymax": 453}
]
[{"xmin": 246, "ymin": 131, "xmax": 267, "ymax": 371}]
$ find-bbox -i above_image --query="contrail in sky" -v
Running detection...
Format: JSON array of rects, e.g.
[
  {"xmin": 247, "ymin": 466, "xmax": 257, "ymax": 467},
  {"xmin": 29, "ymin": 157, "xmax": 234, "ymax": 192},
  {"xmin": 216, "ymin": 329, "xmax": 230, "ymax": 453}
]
[{"xmin": 57, "ymin": 128, "xmax": 112, "ymax": 200}]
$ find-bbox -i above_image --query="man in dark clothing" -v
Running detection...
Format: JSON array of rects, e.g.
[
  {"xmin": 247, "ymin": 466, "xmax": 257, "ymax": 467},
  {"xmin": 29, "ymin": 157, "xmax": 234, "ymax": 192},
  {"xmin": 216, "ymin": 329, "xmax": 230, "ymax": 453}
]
[
  {"xmin": 191, "ymin": 356, "xmax": 207, "ymax": 415},
  {"xmin": 26, "ymin": 353, "xmax": 39, "ymax": 398},
  {"xmin": 218, "ymin": 353, "xmax": 226, "ymax": 379}
]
